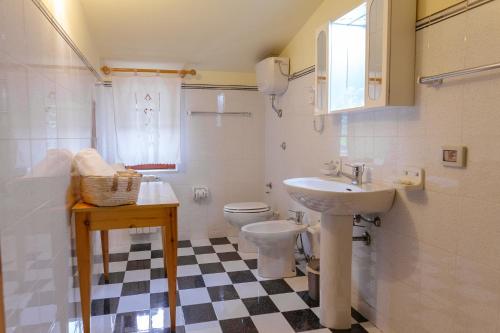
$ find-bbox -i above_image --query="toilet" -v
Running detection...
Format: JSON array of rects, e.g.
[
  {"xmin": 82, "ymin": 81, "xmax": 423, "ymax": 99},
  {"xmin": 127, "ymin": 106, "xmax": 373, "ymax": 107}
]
[
  {"xmin": 242, "ymin": 220, "xmax": 307, "ymax": 278},
  {"xmin": 223, "ymin": 202, "xmax": 273, "ymax": 253}
]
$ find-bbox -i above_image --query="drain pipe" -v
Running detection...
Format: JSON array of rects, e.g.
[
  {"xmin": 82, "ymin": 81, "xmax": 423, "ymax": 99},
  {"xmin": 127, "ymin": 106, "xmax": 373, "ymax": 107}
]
[
  {"xmin": 353, "ymin": 214, "xmax": 381, "ymax": 227},
  {"xmin": 352, "ymin": 232, "xmax": 371, "ymax": 246},
  {"xmin": 271, "ymin": 95, "xmax": 283, "ymax": 118},
  {"xmin": 297, "ymin": 216, "xmax": 374, "ymax": 262}
]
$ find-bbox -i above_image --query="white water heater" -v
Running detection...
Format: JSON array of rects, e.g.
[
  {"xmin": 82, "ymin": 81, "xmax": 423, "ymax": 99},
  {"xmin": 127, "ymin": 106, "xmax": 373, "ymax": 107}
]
[{"xmin": 255, "ymin": 57, "xmax": 289, "ymax": 96}]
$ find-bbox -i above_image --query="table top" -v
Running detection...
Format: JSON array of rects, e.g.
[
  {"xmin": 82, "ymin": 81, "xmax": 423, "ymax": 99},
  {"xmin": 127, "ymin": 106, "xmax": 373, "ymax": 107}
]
[{"xmin": 73, "ymin": 182, "xmax": 180, "ymax": 212}]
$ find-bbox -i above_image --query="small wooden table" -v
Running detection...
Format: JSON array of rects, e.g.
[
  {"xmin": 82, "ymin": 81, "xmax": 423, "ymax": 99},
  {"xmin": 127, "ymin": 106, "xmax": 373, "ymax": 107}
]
[{"xmin": 72, "ymin": 182, "xmax": 179, "ymax": 333}]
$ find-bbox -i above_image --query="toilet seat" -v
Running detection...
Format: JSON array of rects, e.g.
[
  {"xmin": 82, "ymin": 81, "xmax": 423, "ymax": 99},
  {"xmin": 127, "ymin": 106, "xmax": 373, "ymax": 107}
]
[
  {"xmin": 224, "ymin": 202, "xmax": 270, "ymax": 214},
  {"xmin": 223, "ymin": 201, "xmax": 274, "ymax": 253}
]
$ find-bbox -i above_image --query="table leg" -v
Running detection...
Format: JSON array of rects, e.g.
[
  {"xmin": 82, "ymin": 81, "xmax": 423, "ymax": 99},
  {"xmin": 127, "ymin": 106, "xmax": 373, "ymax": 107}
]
[
  {"xmin": 75, "ymin": 213, "xmax": 92, "ymax": 333},
  {"xmin": 100, "ymin": 230, "xmax": 109, "ymax": 283},
  {"xmin": 163, "ymin": 208, "xmax": 178, "ymax": 331}
]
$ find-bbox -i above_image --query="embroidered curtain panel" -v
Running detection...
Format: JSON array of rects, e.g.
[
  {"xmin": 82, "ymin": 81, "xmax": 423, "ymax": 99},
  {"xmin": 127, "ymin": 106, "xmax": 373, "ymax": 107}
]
[{"xmin": 96, "ymin": 76, "xmax": 181, "ymax": 166}]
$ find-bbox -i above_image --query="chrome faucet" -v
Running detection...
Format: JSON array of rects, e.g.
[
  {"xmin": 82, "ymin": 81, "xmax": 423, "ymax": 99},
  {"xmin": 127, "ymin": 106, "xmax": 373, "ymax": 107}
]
[
  {"xmin": 288, "ymin": 210, "xmax": 305, "ymax": 224},
  {"xmin": 342, "ymin": 163, "xmax": 365, "ymax": 185}
]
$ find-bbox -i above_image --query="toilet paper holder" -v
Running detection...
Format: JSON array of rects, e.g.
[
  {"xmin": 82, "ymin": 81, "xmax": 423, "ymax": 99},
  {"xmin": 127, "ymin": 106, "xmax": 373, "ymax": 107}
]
[{"xmin": 193, "ymin": 186, "xmax": 209, "ymax": 201}]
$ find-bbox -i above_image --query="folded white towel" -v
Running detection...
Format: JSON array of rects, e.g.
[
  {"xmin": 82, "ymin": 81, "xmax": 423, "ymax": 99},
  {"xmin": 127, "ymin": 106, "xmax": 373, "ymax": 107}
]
[
  {"xmin": 30, "ymin": 149, "xmax": 74, "ymax": 177},
  {"xmin": 74, "ymin": 148, "xmax": 116, "ymax": 177},
  {"xmin": 111, "ymin": 163, "xmax": 127, "ymax": 172}
]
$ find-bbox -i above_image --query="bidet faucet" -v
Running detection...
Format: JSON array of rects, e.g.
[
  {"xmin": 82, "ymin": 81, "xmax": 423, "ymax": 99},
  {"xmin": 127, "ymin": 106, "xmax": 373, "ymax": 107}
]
[
  {"xmin": 288, "ymin": 210, "xmax": 305, "ymax": 225},
  {"xmin": 342, "ymin": 163, "xmax": 365, "ymax": 185}
]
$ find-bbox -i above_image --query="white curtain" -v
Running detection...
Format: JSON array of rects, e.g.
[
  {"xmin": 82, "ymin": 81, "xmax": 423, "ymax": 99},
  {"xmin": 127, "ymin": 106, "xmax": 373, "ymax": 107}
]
[
  {"xmin": 96, "ymin": 85, "xmax": 118, "ymax": 164},
  {"xmin": 96, "ymin": 76, "xmax": 181, "ymax": 166}
]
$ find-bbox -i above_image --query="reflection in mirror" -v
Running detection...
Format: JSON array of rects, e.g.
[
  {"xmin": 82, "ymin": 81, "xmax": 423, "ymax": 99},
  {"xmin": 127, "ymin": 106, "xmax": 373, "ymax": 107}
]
[
  {"xmin": 316, "ymin": 31, "xmax": 327, "ymax": 112},
  {"xmin": 329, "ymin": 3, "xmax": 366, "ymax": 112},
  {"xmin": 368, "ymin": 0, "xmax": 383, "ymax": 101},
  {"xmin": 0, "ymin": 79, "xmax": 7, "ymax": 113}
]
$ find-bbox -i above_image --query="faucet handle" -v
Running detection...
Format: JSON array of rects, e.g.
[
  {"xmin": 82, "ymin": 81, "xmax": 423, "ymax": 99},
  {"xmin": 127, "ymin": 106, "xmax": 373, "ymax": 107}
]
[
  {"xmin": 343, "ymin": 162, "xmax": 365, "ymax": 185},
  {"xmin": 345, "ymin": 163, "xmax": 365, "ymax": 173},
  {"xmin": 288, "ymin": 210, "xmax": 305, "ymax": 223}
]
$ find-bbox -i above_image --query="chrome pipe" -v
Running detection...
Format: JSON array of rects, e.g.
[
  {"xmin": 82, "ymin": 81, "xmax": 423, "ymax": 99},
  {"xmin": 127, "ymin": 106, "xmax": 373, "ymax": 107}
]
[
  {"xmin": 187, "ymin": 111, "xmax": 252, "ymax": 116},
  {"xmin": 352, "ymin": 232, "xmax": 371, "ymax": 246},
  {"xmin": 271, "ymin": 95, "xmax": 283, "ymax": 118},
  {"xmin": 353, "ymin": 214, "xmax": 381, "ymax": 227}
]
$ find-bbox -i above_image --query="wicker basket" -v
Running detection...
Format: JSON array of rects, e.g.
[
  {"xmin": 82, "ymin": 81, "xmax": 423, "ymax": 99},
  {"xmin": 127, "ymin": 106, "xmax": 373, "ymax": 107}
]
[{"xmin": 80, "ymin": 172, "xmax": 142, "ymax": 207}]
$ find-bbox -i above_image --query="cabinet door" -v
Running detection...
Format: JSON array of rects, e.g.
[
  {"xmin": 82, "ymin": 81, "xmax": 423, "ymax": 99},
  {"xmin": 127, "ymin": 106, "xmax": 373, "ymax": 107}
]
[
  {"xmin": 366, "ymin": 0, "xmax": 388, "ymax": 107},
  {"xmin": 315, "ymin": 23, "xmax": 329, "ymax": 115}
]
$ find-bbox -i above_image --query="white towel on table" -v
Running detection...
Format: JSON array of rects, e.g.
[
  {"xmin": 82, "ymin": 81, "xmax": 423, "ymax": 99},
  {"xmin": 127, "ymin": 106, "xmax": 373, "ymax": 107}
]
[{"xmin": 73, "ymin": 148, "xmax": 116, "ymax": 177}]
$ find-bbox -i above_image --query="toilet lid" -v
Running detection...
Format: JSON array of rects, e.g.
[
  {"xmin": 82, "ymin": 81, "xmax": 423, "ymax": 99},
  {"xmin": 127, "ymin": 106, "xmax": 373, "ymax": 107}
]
[{"xmin": 224, "ymin": 202, "xmax": 270, "ymax": 213}]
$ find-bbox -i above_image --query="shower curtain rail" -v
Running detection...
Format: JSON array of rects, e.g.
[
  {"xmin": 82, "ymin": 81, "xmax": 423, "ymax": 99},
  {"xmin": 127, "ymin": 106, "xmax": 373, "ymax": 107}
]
[
  {"xmin": 419, "ymin": 61, "xmax": 500, "ymax": 85},
  {"xmin": 101, "ymin": 66, "xmax": 197, "ymax": 78}
]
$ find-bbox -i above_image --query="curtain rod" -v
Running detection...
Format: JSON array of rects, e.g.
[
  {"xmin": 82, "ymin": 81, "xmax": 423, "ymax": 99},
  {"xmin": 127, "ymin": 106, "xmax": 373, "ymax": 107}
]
[{"xmin": 101, "ymin": 66, "xmax": 197, "ymax": 77}]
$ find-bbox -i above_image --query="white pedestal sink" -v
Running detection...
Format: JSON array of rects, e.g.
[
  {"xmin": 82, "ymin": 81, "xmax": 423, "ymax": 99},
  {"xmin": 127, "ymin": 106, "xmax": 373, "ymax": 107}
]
[{"xmin": 283, "ymin": 177, "xmax": 395, "ymax": 329}]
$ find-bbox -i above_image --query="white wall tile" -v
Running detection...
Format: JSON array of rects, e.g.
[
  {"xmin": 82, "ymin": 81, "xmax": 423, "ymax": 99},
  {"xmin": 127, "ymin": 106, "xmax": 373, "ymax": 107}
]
[
  {"xmin": 0, "ymin": 53, "xmax": 30, "ymax": 140},
  {"xmin": 0, "ymin": 1, "xmax": 94, "ymax": 331},
  {"xmin": 417, "ymin": 12, "xmax": 466, "ymax": 76},
  {"xmin": 453, "ymin": 257, "xmax": 500, "ymax": 333},
  {"xmin": 0, "ymin": 0, "xmax": 26, "ymax": 61},
  {"xmin": 464, "ymin": 0, "xmax": 500, "ymax": 68}
]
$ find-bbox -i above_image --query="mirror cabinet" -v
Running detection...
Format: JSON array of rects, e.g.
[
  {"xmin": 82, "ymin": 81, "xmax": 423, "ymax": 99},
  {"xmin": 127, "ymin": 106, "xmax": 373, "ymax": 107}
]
[{"xmin": 315, "ymin": 0, "xmax": 416, "ymax": 115}]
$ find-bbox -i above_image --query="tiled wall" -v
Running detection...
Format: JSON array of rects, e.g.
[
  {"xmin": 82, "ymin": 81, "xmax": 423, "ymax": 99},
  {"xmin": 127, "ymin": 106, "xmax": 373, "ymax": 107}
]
[
  {"xmin": 0, "ymin": 0, "xmax": 95, "ymax": 331},
  {"xmin": 160, "ymin": 89, "xmax": 266, "ymax": 241},
  {"xmin": 168, "ymin": 89, "xmax": 266, "ymax": 240},
  {"xmin": 108, "ymin": 88, "xmax": 267, "ymax": 248},
  {"xmin": 265, "ymin": 2, "xmax": 500, "ymax": 332}
]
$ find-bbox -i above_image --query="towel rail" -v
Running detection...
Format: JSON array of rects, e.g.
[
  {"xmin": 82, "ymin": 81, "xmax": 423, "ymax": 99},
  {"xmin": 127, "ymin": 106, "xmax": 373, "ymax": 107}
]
[
  {"xmin": 187, "ymin": 111, "xmax": 252, "ymax": 117},
  {"xmin": 419, "ymin": 61, "xmax": 500, "ymax": 85}
]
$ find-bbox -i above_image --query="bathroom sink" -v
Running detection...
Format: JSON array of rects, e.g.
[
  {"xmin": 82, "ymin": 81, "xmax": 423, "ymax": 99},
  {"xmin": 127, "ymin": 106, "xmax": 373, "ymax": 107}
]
[
  {"xmin": 283, "ymin": 177, "xmax": 395, "ymax": 215},
  {"xmin": 283, "ymin": 177, "xmax": 395, "ymax": 330}
]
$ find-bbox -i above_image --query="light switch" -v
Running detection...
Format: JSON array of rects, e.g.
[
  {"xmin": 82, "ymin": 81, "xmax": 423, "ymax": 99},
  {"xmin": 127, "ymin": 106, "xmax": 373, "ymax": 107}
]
[{"xmin": 441, "ymin": 145, "xmax": 466, "ymax": 168}]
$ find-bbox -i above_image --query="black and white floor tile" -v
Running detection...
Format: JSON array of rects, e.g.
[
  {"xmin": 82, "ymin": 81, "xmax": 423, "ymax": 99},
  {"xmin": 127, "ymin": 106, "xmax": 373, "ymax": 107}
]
[{"xmin": 69, "ymin": 236, "xmax": 381, "ymax": 333}]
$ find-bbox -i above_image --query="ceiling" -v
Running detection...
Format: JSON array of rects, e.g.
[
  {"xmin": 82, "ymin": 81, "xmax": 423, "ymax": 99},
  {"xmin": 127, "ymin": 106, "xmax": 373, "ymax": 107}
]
[{"xmin": 80, "ymin": 0, "xmax": 323, "ymax": 72}]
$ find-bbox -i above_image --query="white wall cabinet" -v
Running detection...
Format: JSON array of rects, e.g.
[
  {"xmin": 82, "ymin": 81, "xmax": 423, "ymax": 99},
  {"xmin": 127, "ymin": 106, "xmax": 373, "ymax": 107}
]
[{"xmin": 315, "ymin": 0, "xmax": 416, "ymax": 115}]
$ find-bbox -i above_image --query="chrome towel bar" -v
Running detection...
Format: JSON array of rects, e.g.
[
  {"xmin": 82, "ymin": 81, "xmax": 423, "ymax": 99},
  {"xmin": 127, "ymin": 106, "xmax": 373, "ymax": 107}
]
[
  {"xmin": 187, "ymin": 111, "xmax": 252, "ymax": 117},
  {"xmin": 419, "ymin": 61, "xmax": 500, "ymax": 85}
]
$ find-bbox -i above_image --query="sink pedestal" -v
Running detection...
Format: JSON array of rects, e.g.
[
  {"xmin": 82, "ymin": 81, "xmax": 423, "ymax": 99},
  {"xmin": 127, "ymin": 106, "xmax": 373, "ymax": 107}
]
[
  {"xmin": 320, "ymin": 214, "xmax": 353, "ymax": 329},
  {"xmin": 283, "ymin": 177, "xmax": 396, "ymax": 329}
]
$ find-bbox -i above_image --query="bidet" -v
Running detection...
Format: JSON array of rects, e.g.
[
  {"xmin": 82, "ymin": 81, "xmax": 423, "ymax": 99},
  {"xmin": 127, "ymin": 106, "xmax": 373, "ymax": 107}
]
[{"xmin": 242, "ymin": 220, "xmax": 307, "ymax": 278}]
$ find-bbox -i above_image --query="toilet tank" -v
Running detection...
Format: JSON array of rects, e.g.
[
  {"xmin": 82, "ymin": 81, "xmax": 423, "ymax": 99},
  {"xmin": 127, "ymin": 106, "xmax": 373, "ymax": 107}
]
[{"xmin": 255, "ymin": 57, "xmax": 289, "ymax": 96}]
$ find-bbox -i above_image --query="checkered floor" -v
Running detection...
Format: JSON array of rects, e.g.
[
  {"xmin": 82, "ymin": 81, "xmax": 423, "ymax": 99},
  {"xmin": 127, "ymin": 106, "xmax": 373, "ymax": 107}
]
[{"xmin": 70, "ymin": 236, "xmax": 381, "ymax": 333}]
